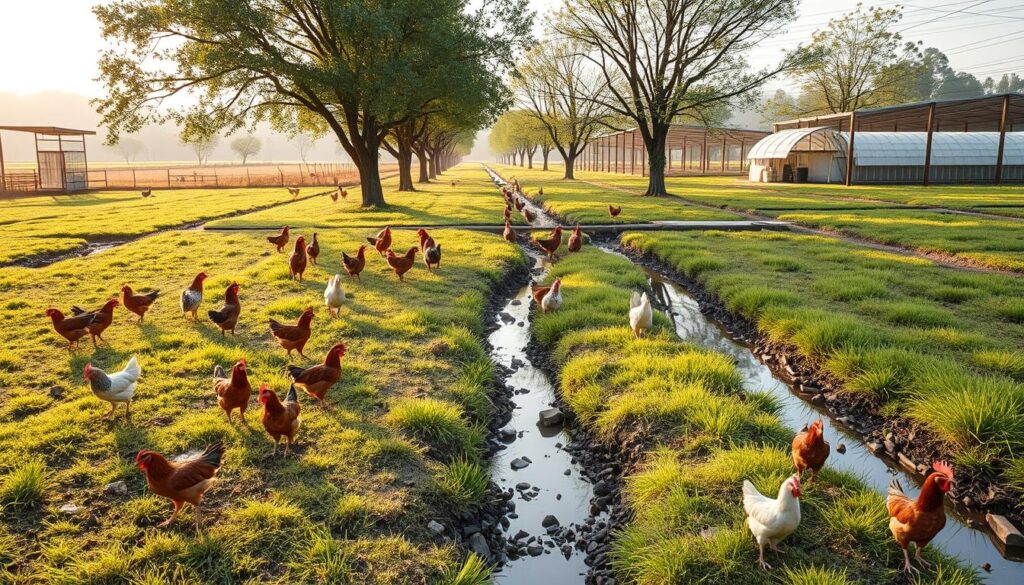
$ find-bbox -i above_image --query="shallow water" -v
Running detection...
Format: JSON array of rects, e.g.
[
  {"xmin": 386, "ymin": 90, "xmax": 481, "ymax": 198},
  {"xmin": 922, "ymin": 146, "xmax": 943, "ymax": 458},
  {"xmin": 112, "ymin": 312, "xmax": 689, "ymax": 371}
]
[
  {"xmin": 644, "ymin": 266, "xmax": 1023, "ymax": 583},
  {"xmin": 487, "ymin": 262, "xmax": 596, "ymax": 583}
]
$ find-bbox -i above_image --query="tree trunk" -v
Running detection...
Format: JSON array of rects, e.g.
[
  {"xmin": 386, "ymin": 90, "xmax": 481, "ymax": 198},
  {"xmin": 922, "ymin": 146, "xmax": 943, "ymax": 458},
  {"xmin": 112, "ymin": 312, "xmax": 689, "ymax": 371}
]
[
  {"xmin": 564, "ymin": 152, "xmax": 576, "ymax": 179},
  {"xmin": 542, "ymin": 149, "xmax": 550, "ymax": 171},
  {"xmin": 645, "ymin": 126, "xmax": 668, "ymax": 196},
  {"xmin": 396, "ymin": 147, "xmax": 414, "ymax": 192},
  {"xmin": 428, "ymin": 151, "xmax": 438, "ymax": 179},
  {"xmin": 415, "ymin": 149, "xmax": 429, "ymax": 183},
  {"xmin": 358, "ymin": 155, "xmax": 386, "ymax": 207}
]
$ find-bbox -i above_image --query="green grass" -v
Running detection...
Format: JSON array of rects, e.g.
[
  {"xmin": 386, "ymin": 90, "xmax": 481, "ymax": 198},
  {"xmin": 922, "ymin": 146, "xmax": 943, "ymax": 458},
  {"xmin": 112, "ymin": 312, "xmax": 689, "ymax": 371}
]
[
  {"xmin": 0, "ymin": 174, "xmax": 528, "ymax": 582},
  {"xmin": 623, "ymin": 229, "xmax": 1024, "ymax": 488},
  {"xmin": 528, "ymin": 247, "xmax": 974, "ymax": 583},
  {"xmin": 436, "ymin": 458, "xmax": 490, "ymax": 508}
]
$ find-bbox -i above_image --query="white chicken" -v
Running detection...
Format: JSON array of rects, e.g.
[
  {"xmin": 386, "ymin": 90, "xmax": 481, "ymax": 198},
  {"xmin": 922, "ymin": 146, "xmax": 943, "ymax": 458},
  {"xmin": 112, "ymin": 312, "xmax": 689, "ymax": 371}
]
[
  {"xmin": 629, "ymin": 291, "xmax": 653, "ymax": 338},
  {"xmin": 541, "ymin": 279, "xmax": 563, "ymax": 313},
  {"xmin": 84, "ymin": 356, "xmax": 142, "ymax": 421},
  {"xmin": 742, "ymin": 474, "xmax": 802, "ymax": 570},
  {"xmin": 324, "ymin": 274, "xmax": 346, "ymax": 317}
]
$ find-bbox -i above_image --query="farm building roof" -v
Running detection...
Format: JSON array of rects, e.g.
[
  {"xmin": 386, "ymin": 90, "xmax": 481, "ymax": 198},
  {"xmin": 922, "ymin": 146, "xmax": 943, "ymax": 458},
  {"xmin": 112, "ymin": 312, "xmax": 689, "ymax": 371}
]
[{"xmin": 0, "ymin": 126, "xmax": 96, "ymax": 136}]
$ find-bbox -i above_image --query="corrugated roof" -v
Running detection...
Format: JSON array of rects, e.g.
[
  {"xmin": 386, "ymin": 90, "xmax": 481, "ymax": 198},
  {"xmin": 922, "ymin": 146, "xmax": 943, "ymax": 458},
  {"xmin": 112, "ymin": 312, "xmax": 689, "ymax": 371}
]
[
  {"xmin": 847, "ymin": 132, "xmax": 1024, "ymax": 166},
  {"xmin": 0, "ymin": 126, "xmax": 96, "ymax": 136},
  {"xmin": 746, "ymin": 127, "xmax": 845, "ymax": 159}
]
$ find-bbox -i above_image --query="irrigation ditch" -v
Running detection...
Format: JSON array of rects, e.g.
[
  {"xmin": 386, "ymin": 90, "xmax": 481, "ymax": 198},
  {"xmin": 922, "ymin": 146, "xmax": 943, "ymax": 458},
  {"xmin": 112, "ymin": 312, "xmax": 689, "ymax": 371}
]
[{"xmin": 474, "ymin": 165, "xmax": 1024, "ymax": 583}]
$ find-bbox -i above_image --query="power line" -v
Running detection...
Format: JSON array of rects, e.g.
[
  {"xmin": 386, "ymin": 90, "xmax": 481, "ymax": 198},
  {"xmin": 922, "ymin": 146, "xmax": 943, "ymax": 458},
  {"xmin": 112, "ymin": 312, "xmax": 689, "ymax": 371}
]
[{"xmin": 898, "ymin": 0, "xmax": 995, "ymax": 32}]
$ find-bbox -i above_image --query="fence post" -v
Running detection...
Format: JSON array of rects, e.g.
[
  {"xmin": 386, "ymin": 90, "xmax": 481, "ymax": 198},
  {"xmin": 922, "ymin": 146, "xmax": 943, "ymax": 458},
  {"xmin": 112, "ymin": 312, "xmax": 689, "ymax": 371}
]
[
  {"xmin": 246, "ymin": 168, "xmax": 251, "ymax": 187},
  {"xmin": 279, "ymin": 167, "xmax": 284, "ymax": 187},
  {"xmin": 214, "ymin": 168, "xmax": 219, "ymax": 187},
  {"xmin": 166, "ymin": 168, "xmax": 171, "ymax": 187},
  {"xmin": 132, "ymin": 169, "xmax": 137, "ymax": 189}
]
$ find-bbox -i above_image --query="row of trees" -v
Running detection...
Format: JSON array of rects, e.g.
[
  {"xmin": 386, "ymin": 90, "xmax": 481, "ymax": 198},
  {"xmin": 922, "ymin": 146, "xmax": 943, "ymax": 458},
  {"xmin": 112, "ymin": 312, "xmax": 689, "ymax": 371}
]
[{"xmin": 94, "ymin": 0, "xmax": 531, "ymax": 207}]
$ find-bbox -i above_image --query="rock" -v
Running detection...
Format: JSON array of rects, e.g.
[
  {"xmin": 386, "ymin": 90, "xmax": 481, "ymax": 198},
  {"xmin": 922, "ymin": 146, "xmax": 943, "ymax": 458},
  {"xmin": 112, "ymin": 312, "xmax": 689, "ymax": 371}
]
[
  {"xmin": 510, "ymin": 300, "xmax": 522, "ymax": 306},
  {"xmin": 515, "ymin": 482, "xmax": 531, "ymax": 491},
  {"xmin": 527, "ymin": 544, "xmax": 543, "ymax": 557},
  {"xmin": 897, "ymin": 453, "xmax": 917, "ymax": 472},
  {"xmin": 498, "ymin": 428, "xmax": 517, "ymax": 443},
  {"xmin": 49, "ymin": 385, "xmax": 66, "ymax": 399},
  {"xmin": 427, "ymin": 520, "xmax": 445, "ymax": 535},
  {"xmin": 835, "ymin": 443, "xmax": 847, "ymax": 455},
  {"xmin": 510, "ymin": 458, "xmax": 530, "ymax": 470},
  {"xmin": 538, "ymin": 408, "xmax": 564, "ymax": 427},
  {"xmin": 462, "ymin": 525, "xmax": 481, "ymax": 537},
  {"xmin": 810, "ymin": 394, "xmax": 825, "ymax": 405},
  {"xmin": 563, "ymin": 469, "xmax": 571, "ymax": 476},
  {"xmin": 468, "ymin": 532, "xmax": 491, "ymax": 560},
  {"xmin": 499, "ymin": 312, "xmax": 515, "ymax": 323},
  {"xmin": 593, "ymin": 480, "xmax": 612, "ymax": 497},
  {"xmin": 103, "ymin": 481, "xmax": 128, "ymax": 496},
  {"xmin": 883, "ymin": 439, "xmax": 897, "ymax": 454},
  {"xmin": 982, "ymin": 562, "xmax": 992, "ymax": 572},
  {"xmin": 866, "ymin": 442, "xmax": 883, "ymax": 454},
  {"xmin": 542, "ymin": 515, "xmax": 560, "ymax": 528},
  {"xmin": 59, "ymin": 503, "xmax": 82, "ymax": 516},
  {"xmin": 699, "ymin": 526, "xmax": 721, "ymax": 540},
  {"xmin": 986, "ymin": 513, "xmax": 1024, "ymax": 549},
  {"xmin": 514, "ymin": 529, "xmax": 529, "ymax": 541}
]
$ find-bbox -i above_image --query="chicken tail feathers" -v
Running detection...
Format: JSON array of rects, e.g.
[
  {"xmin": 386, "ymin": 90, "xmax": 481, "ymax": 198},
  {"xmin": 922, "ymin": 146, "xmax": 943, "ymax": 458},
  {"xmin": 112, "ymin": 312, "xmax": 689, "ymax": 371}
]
[
  {"xmin": 70, "ymin": 306, "xmax": 86, "ymax": 316},
  {"xmin": 286, "ymin": 384, "xmax": 299, "ymax": 403},
  {"xmin": 200, "ymin": 441, "xmax": 225, "ymax": 469},
  {"xmin": 366, "ymin": 237, "xmax": 377, "ymax": 246},
  {"xmin": 209, "ymin": 309, "xmax": 227, "ymax": 324},
  {"xmin": 122, "ymin": 356, "xmax": 142, "ymax": 381},
  {"xmin": 286, "ymin": 365, "xmax": 306, "ymax": 380},
  {"xmin": 630, "ymin": 291, "xmax": 642, "ymax": 309},
  {"xmin": 145, "ymin": 290, "xmax": 160, "ymax": 302},
  {"xmin": 888, "ymin": 478, "xmax": 905, "ymax": 500},
  {"xmin": 269, "ymin": 318, "xmax": 283, "ymax": 333}
]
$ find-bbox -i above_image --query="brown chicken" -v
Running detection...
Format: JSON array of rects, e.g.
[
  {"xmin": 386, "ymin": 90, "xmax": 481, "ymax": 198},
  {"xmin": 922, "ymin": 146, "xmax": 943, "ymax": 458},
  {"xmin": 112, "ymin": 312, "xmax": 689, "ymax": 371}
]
[
  {"xmin": 608, "ymin": 205, "xmax": 622, "ymax": 217},
  {"xmin": 267, "ymin": 225, "xmax": 290, "ymax": 252},
  {"xmin": 305, "ymin": 233, "xmax": 320, "ymax": 265},
  {"xmin": 46, "ymin": 308, "xmax": 97, "ymax": 349},
  {"xmin": 330, "ymin": 190, "xmax": 339, "ymax": 203},
  {"xmin": 121, "ymin": 285, "xmax": 160, "ymax": 323},
  {"xmin": 342, "ymin": 245, "xmax": 367, "ymax": 279},
  {"xmin": 523, "ymin": 208, "xmax": 537, "ymax": 223},
  {"xmin": 287, "ymin": 186, "xmax": 300, "ymax": 199},
  {"xmin": 533, "ymin": 225, "xmax": 563, "ymax": 260},
  {"xmin": 259, "ymin": 383, "xmax": 301, "ymax": 455},
  {"xmin": 208, "ymin": 282, "xmax": 241, "ymax": 335},
  {"xmin": 269, "ymin": 307, "xmax": 314, "ymax": 358},
  {"xmin": 416, "ymin": 228, "xmax": 435, "ymax": 253},
  {"xmin": 180, "ymin": 272, "xmax": 208, "ymax": 320},
  {"xmin": 213, "ymin": 358, "xmax": 251, "ymax": 423},
  {"xmin": 141, "ymin": 189, "xmax": 153, "ymax": 198},
  {"xmin": 340, "ymin": 187, "xmax": 348, "ymax": 199},
  {"xmin": 503, "ymin": 221, "xmax": 517, "ymax": 243},
  {"xmin": 888, "ymin": 461, "xmax": 954, "ymax": 573},
  {"xmin": 367, "ymin": 226, "xmax": 392, "ymax": 256},
  {"xmin": 289, "ymin": 236, "xmax": 308, "ymax": 281},
  {"xmin": 514, "ymin": 198, "xmax": 525, "ymax": 211},
  {"xmin": 70, "ymin": 299, "xmax": 118, "ymax": 347},
  {"xmin": 567, "ymin": 224, "xmax": 583, "ymax": 252},
  {"xmin": 288, "ymin": 342, "xmax": 346, "ymax": 408},
  {"xmin": 792, "ymin": 419, "xmax": 830, "ymax": 481},
  {"xmin": 503, "ymin": 206, "xmax": 512, "ymax": 223},
  {"xmin": 386, "ymin": 247, "xmax": 417, "ymax": 281},
  {"xmin": 530, "ymin": 285, "xmax": 552, "ymax": 304},
  {"xmin": 136, "ymin": 442, "xmax": 224, "ymax": 528}
]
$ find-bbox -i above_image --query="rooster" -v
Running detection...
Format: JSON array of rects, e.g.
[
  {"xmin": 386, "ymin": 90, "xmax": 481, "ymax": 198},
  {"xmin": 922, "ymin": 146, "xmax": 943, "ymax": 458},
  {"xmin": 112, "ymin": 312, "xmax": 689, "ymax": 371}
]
[
  {"xmin": 523, "ymin": 208, "xmax": 537, "ymax": 223},
  {"xmin": 208, "ymin": 282, "xmax": 241, "ymax": 335},
  {"xmin": 306, "ymin": 233, "xmax": 320, "ymax": 265},
  {"xmin": 743, "ymin": 475, "xmax": 802, "ymax": 570},
  {"xmin": 342, "ymin": 245, "xmax": 367, "ymax": 280},
  {"xmin": 136, "ymin": 442, "xmax": 224, "ymax": 528},
  {"xmin": 888, "ymin": 461, "xmax": 954, "ymax": 573},
  {"xmin": 121, "ymin": 285, "xmax": 159, "ymax": 323},
  {"xmin": 530, "ymin": 284, "xmax": 552, "ymax": 305},
  {"xmin": 45, "ymin": 308, "xmax": 96, "ymax": 349},
  {"xmin": 416, "ymin": 228, "xmax": 435, "ymax": 254},
  {"xmin": 269, "ymin": 307, "xmax": 315, "ymax": 358},
  {"xmin": 141, "ymin": 189, "xmax": 153, "ymax": 198},
  {"xmin": 608, "ymin": 205, "xmax": 622, "ymax": 217},
  {"xmin": 259, "ymin": 383, "xmax": 301, "ymax": 455},
  {"xmin": 324, "ymin": 275, "xmax": 346, "ymax": 317},
  {"xmin": 503, "ymin": 221, "xmax": 517, "ymax": 243},
  {"xmin": 567, "ymin": 225, "xmax": 583, "ymax": 252},
  {"xmin": 533, "ymin": 225, "xmax": 563, "ymax": 260},
  {"xmin": 629, "ymin": 292, "xmax": 653, "ymax": 338},
  {"xmin": 213, "ymin": 359, "xmax": 251, "ymax": 423},
  {"xmin": 84, "ymin": 356, "xmax": 141, "ymax": 421},
  {"xmin": 367, "ymin": 226, "xmax": 392, "ymax": 256},
  {"xmin": 330, "ymin": 189, "xmax": 339, "ymax": 203},
  {"xmin": 180, "ymin": 272, "xmax": 208, "ymax": 320},
  {"xmin": 288, "ymin": 342, "xmax": 346, "ymax": 408},
  {"xmin": 386, "ymin": 247, "xmax": 417, "ymax": 281},
  {"xmin": 267, "ymin": 225, "xmax": 290, "ymax": 253},
  {"xmin": 70, "ymin": 299, "xmax": 118, "ymax": 347},
  {"xmin": 289, "ymin": 236, "xmax": 308, "ymax": 281},
  {"xmin": 287, "ymin": 186, "xmax": 300, "ymax": 199},
  {"xmin": 792, "ymin": 420, "xmax": 830, "ymax": 482},
  {"xmin": 541, "ymin": 279, "xmax": 563, "ymax": 313}
]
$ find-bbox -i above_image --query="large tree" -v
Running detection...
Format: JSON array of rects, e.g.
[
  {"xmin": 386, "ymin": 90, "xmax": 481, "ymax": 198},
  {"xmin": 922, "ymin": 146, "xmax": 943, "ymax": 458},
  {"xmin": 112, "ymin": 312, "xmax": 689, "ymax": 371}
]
[
  {"xmin": 230, "ymin": 135, "xmax": 262, "ymax": 164},
  {"xmin": 513, "ymin": 40, "xmax": 608, "ymax": 178},
  {"xmin": 554, "ymin": 0, "xmax": 800, "ymax": 195},
  {"xmin": 94, "ymin": 0, "xmax": 530, "ymax": 207}
]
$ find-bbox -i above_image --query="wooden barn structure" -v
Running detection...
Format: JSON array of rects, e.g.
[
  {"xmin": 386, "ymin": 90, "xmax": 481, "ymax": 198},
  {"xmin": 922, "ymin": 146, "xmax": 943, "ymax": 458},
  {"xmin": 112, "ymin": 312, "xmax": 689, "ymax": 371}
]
[
  {"xmin": 0, "ymin": 126, "xmax": 95, "ymax": 194},
  {"xmin": 581, "ymin": 124, "xmax": 771, "ymax": 176}
]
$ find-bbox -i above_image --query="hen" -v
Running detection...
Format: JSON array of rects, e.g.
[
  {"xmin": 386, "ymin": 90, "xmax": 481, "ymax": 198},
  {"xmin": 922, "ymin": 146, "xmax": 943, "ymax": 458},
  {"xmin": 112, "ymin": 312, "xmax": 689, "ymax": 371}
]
[
  {"xmin": 424, "ymin": 244, "xmax": 442, "ymax": 271},
  {"xmin": 743, "ymin": 474, "xmax": 802, "ymax": 570},
  {"xmin": 306, "ymin": 233, "xmax": 320, "ymax": 265},
  {"xmin": 121, "ymin": 285, "xmax": 160, "ymax": 323},
  {"xmin": 567, "ymin": 224, "xmax": 583, "ymax": 252},
  {"xmin": 287, "ymin": 186, "xmax": 300, "ymax": 199},
  {"xmin": 503, "ymin": 221, "xmax": 517, "ymax": 243},
  {"xmin": 367, "ymin": 226, "xmax": 392, "ymax": 256},
  {"xmin": 141, "ymin": 189, "xmax": 153, "ymax": 198},
  {"xmin": 386, "ymin": 247, "xmax": 417, "ymax": 281},
  {"xmin": 269, "ymin": 307, "xmax": 315, "ymax": 358},
  {"xmin": 608, "ymin": 205, "xmax": 622, "ymax": 217},
  {"xmin": 46, "ymin": 308, "xmax": 96, "ymax": 349},
  {"xmin": 208, "ymin": 282, "xmax": 241, "ymax": 335},
  {"xmin": 324, "ymin": 274, "xmax": 346, "ymax": 317},
  {"xmin": 533, "ymin": 226, "xmax": 563, "ymax": 260},
  {"xmin": 136, "ymin": 442, "xmax": 224, "ymax": 528},
  {"xmin": 213, "ymin": 358, "xmax": 251, "ymax": 423},
  {"xmin": 530, "ymin": 284, "xmax": 552, "ymax": 305},
  {"xmin": 70, "ymin": 299, "xmax": 118, "ymax": 347},
  {"xmin": 541, "ymin": 279, "xmax": 563, "ymax": 313},
  {"xmin": 289, "ymin": 236, "xmax": 308, "ymax": 281},
  {"xmin": 330, "ymin": 189, "xmax": 339, "ymax": 203},
  {"xmin": 523, "ymin": 208, "xmax": 537, "ymax": 223},
  {"xmin": 180, "ymin": 272, "xmax": 208, "ymax": 319},
  {"xmin": 288, "ymin": 342, "xmax": 346, "ymax": 408},
  {"xmin": 85, "ymin": 356, "xmax": 141, "ymax": 421},
  {"xmin": 503, "ymin": 207, "xmax": 512, "ymax": 223},
  {"xmin": 888, "ymin": 461, "xmax": 954, "ymax": 573},
  {"xmin": 629, "ymin": 292, "xmax": 653, "ymax": 338},
  {"xmin": 259, "ymin": 383, "xmax": 301, "ymax": 455},
  {"xmin": 416, "ymin": 228, "xmax": 435, "ymax": 253},
  {"xmin": 342, "ymin": 245, "xmax": 367, "ymax": 280},
  {"xmin": 267, "ymin": 225, "xmax": 290, "ymax": 252},
  {"xmin": 792, "ymin": 420, "xmax": 830, "ymax": 482}
]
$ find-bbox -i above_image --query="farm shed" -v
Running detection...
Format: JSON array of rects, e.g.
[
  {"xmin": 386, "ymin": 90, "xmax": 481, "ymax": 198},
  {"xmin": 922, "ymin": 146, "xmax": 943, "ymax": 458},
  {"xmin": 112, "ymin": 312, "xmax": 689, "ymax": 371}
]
[
  {"xmin": 0, "ymin": 126, "xmax": 95, "ymax": 194},
  {"xmin": 752, "ymin": 93, "xmax": 1024, "ymax": 185}
]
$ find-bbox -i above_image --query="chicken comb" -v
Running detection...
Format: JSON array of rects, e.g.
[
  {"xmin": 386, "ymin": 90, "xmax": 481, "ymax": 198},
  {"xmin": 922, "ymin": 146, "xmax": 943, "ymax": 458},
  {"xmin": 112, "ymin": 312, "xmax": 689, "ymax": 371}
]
[{"xmin": 932, "ymin": 460, "xmax": 954, "ymax": 480}]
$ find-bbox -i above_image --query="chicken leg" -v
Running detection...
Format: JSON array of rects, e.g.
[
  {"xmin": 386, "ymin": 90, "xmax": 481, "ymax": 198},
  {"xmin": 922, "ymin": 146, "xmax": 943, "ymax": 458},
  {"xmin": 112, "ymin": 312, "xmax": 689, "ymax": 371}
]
[
  {"xmin": 756, "ymin": 541, "xmax": 771, "ymax": 570},
  {"xmin": 914, "ymin": 545, "xmax": 932, "ymax": 569},
  {"xmin": 900, "ymin": 547, "xmax": 919, "ymax": 574},
  {"xmin": 159, "ymin": 500, "xmax": 184, "ymax": 528}
]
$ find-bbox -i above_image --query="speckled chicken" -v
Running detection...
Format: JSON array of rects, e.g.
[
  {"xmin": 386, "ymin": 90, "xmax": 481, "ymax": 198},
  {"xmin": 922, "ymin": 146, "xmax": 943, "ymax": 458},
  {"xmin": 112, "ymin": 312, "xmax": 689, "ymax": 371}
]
[{"xmin": 85, "ymin": 356, "xmax": 141, "ymax": 421}]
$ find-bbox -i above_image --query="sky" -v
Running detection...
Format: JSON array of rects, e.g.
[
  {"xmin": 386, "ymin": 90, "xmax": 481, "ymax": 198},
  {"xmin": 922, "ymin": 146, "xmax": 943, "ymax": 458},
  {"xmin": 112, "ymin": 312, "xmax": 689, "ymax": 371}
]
[{"xmin": 0, "ymin": 0, "xmax": 1021, "ymax": 160}]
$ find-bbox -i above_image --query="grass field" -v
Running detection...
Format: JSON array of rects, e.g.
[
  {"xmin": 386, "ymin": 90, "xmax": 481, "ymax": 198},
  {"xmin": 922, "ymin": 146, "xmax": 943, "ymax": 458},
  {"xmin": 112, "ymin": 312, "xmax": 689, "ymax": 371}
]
[
  {"xmin": 622, "ymin": 230, "xmax": 1024, "ymax": 494},
  {"xmin": 530, "ymin": 247, "xmax": 975, "ymax": 584}
]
